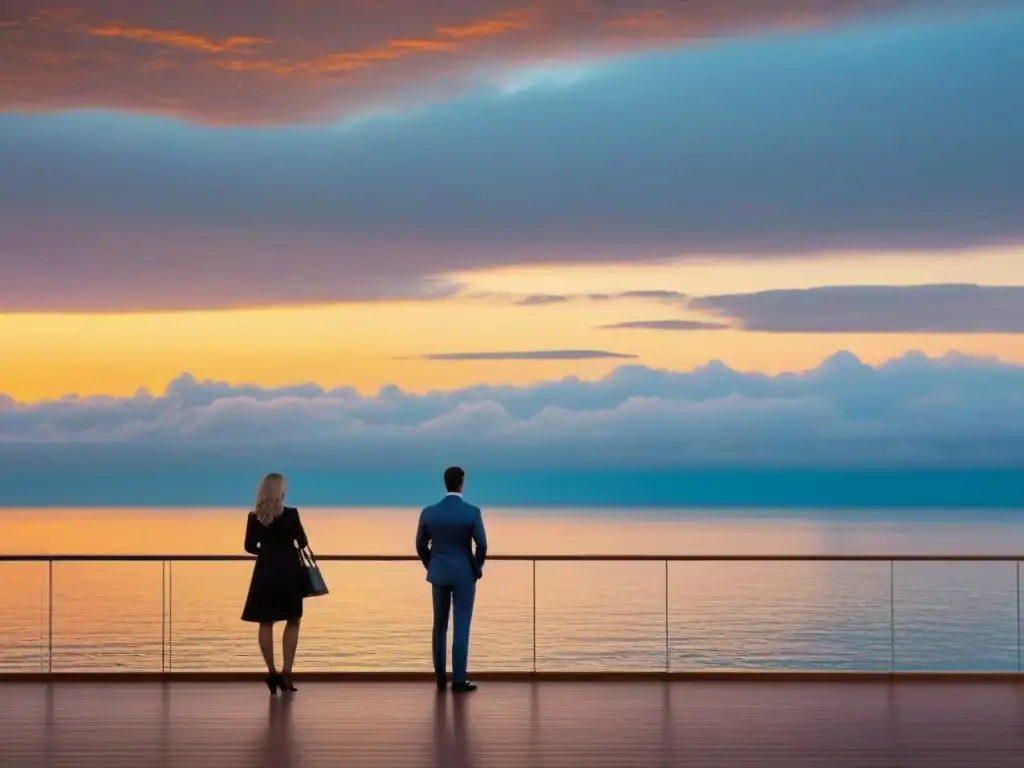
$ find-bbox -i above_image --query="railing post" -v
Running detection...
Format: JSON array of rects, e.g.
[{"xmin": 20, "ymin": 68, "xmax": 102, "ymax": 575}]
[
  {"xmin": 47, "ymin": 559, "xmax": 53, "ymax": 676},
  {"xmin": 664, "ymin": 559, "xmax": 669, "ymax": 673},
  {"xmin": 168, "ymin": 560, "xmax": 173, "ymax": 672},
  {"xmin": 161, "ymin": 560, "xmax": 166, "ymax": 674},
  {"xmin": 532, "ymin": 559, "xmax": 537, "ymax": 674},
  {"xmin": 889, "ymin": 560, "xmax": 895, "ymax": 672}
]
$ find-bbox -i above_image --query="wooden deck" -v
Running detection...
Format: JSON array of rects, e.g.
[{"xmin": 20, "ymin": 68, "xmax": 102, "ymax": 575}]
[{"xmin": 2, "ymin": 678, "xmax": 1024, "ymax": 767}]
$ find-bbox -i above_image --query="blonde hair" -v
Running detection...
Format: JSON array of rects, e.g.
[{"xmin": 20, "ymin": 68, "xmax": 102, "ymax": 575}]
[{"xmin": 253, "ymin": 472, "xmax": 285, "ymax": 526}]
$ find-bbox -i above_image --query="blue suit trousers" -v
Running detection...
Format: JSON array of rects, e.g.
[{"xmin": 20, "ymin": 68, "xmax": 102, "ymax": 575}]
[{"xmin": 431, "ymin": 582, "xmax": 476, "ymax": 683}]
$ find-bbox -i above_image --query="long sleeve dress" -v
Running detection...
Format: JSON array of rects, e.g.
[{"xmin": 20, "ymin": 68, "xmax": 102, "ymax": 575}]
[{"xmin": 241, "ymin": 506, "xmax": 309, "ymax": 623}]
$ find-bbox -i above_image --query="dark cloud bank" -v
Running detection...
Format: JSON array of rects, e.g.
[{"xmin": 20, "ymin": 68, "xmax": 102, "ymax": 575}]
[
  {"xmin": 3, "ymin": 350, "xmax": 1023, "ymax": 506},
  {"xmin": 691, "ymin": 285, "xmax": 1024, "ymax": 333},
  {"xmin": 0, "ymin": 6, "xmax": 1022, "ymax": 310},
  {"xmin": 602, "ymin": 285, "xmax": 1024, "ymax": 334},
  {"xmin": 2, "ymin": 350, "xmax": 1023, "ymax": 465}
]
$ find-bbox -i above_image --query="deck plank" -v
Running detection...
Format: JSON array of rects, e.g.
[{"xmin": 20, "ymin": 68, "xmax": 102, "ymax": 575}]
[{"xmin": 1, "ymin": 680, "xmax": 1023, "ymax": 767}]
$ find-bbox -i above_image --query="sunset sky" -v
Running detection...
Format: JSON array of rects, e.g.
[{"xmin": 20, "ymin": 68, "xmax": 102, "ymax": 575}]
[{"xmin": 1, "ymin": 1, "xmax": 1023, "ymax": 501}]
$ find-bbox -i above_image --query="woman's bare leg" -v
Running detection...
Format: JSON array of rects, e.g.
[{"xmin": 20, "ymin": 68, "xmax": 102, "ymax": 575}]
[
  {"xmin": 258, "ymin": 622, "xmax": 276, "ymax": 674},
  {"xmin": 282, "ymin": 617, "xmax": 301, "ymax": 680}
]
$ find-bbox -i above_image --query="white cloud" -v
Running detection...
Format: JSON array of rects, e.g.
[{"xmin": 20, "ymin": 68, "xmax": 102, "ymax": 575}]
[
  {"xmin": 488, "ymin": 62, "xmax": 603, "ymax": 96},
  {"xmin": 2, "ymin": 351, "xmax": 1024, "ymax": 468}
]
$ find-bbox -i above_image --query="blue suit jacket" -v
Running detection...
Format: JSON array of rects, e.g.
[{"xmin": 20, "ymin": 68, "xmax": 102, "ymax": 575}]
[{"xmin": 416, "ymin": 494, "xmax": 488, "ymax": 587}]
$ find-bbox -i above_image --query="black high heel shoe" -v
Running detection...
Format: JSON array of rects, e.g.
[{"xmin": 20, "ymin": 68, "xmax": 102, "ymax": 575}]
[
  {"xmin": 265, "ymin": 673, "xmax": 282, "ymax": 695},
  {"xmin": 280, "ymin": 674, "xmax": 297, "ymax": 692}
]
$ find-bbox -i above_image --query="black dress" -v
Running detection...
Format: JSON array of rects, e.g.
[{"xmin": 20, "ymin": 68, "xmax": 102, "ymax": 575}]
[{"xmin": 241, "ymin": 506, "xmax": 308, "ymax": 623}]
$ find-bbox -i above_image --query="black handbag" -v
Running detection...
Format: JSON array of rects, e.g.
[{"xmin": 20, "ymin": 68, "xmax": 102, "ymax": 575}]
[{"xmin": 298, "ymin": 546, "xmax": 329, "ymax": 598}]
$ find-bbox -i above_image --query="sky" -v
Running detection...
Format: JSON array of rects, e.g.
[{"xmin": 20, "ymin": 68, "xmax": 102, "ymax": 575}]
[{"xmin": 2, "ymin": 0, "xmax": 1023, "ymax": 503}]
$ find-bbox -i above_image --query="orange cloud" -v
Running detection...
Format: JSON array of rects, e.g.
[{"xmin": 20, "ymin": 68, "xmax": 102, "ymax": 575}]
[
  {"xmin": 436, "ymin": 8, "xmax": 538, "ymax": 39},
  {"xmin": 603, "ymin": 12, "xmax": 667, "ymax": 31},
  {"xmin": 0, "ymin": 0, "xmax": 971, "ymax": 124},
  {"xmin": 212, "ymin": 9, "xmax": 533, "ymax": 77},
  {"xmin": 214, "ymin": 38, "xmax": 454, "ymax": 76},
  {"xmin": 88, "ymin": 24, "xmax": 270, "ymax": 54},
  {"xmin": 390, "ymin": 39, "xmax": 460, "ymax": 52}
]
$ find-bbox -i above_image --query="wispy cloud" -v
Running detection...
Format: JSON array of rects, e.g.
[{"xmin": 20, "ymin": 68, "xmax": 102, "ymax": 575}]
[
  {"xmin": 590, "ymin": 291, "xmax": 688, "ymax": 303},
  {"xmin": 514, "ymin": 294, "xmax": 572, "ymax": 306},
  {"xmin": 420, "ymin": 350, "xmax": 637, "ymax": 361},
  {"xmin": 599, "ymin": 319, "xmax": 730, "ymax": 331},
  {"xmin": 435, "ymin": 8, "xmax": 538, "ymax": 39},
  {"xmin": 204, "ymin": 10, "xmax": 533, "ymax": 78},
  {"xmin": 87, "ymin": 24, "xmax": 270, "ymax": 54},
  {"xmin": 509, "ymin": 290, "xmax": 688, "ymax": 307}
]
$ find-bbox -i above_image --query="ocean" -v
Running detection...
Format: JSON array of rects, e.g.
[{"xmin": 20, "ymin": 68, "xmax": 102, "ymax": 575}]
[{"xmin": 2, "ymin": 506, "xmax": 1024, "ymax": 674}]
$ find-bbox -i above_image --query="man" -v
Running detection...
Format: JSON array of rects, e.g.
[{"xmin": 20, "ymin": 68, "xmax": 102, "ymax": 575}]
[{"xmin": 416, "ymin": 466, "xmax": 487, "ymax": 692}]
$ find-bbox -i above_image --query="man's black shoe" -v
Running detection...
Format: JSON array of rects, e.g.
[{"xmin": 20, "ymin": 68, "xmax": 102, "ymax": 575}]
[{"xmin": 451, "ymin": 680, "xmax": 477, "ymax": 693}]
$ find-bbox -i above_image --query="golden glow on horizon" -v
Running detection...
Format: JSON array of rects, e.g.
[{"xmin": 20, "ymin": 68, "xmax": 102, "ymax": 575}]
[
  {"xmin": 0, "ymin": 507, "xmax": 831, "ymax": 555},
  {"xmin": 449, "ymin": 246, "xmax": 1024, "ymax": 296},
  {"xmin": 3, "ymin": 248, "xmax": 1023, "ymax": 402}
]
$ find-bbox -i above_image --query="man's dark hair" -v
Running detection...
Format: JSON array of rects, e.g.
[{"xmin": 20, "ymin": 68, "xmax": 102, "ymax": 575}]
[{"xmin": 444, "ymin": 466, "xmax": 465, "ymax": 493}]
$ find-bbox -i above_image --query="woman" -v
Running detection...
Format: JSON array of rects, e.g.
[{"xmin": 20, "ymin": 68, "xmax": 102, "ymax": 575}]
[{"xmin": 242, "ymin": 472, "xmax": 309, "ymax": 694}]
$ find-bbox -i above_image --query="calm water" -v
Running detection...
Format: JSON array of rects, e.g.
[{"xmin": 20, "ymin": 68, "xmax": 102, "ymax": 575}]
[{"xmin": 2, "ymin": 507, "xmax": 1024, "ymax": 673}]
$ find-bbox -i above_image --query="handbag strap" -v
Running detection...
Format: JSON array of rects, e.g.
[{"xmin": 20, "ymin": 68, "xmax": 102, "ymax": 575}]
[{"xmin": 298, "ymin": 545, "xmax": 317, "ymax": 567}]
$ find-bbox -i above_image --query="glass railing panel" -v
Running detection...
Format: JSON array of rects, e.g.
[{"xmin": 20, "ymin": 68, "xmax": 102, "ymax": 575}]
[
  {"xmin": 168, "ymin": 560, "xmax": 533, "ymax": 672},
  {"xmin": 1, "ymin": 556, "xmax": 1021, "ymax": 674},
  {"xmin": 459, "ymin": 560, "xmax": 533, "ymax": 672},
  {"xmin": 294, "ymin": 560, "xmax": 431, "ymax": 672},
  {"xmin": 50, "ymin": 562, "xmax": 163, "ymax": 672},
  {"xmin": 0, "ymin": 562, "xmax": 48, "ymax": 672},
  {"xmin": 535, "ymin": 561, "xmax": 667, "ymax": 671},
  {"xmin": 893, "ymin": 562, "xmax": 1018, "ymax": 671},
  {"xmin": 669, "ymin": 561, "xmax": 892, "ymax": 670},
  {"xmin": 307, "ymin": 561, "xmax": 535, "ymax": 672},
  {"xmin": 164, "ymin": 561, "xmax": 256, "ymax": 672}
]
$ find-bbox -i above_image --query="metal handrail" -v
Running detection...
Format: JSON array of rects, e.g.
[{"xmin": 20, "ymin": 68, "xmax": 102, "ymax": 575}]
[
  {"xmin": 2, "ymin": 553, "xmax": 1021, "ymax": 676},
  {"xmin": 2, "ymin": 554, "xmax": 1023, "ymax": 562}
]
